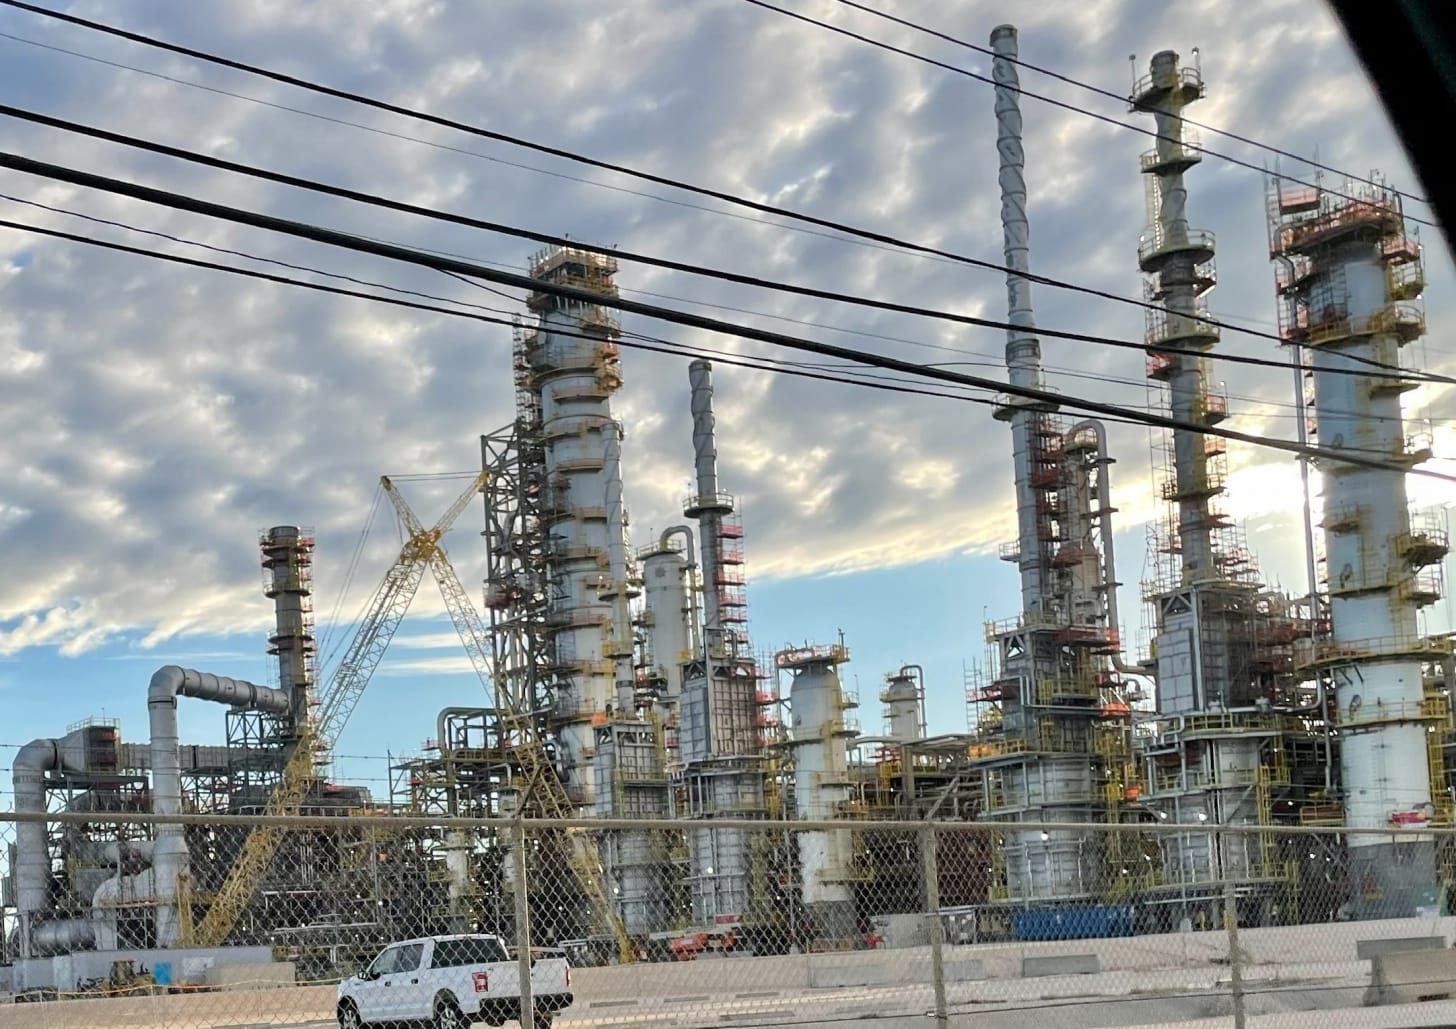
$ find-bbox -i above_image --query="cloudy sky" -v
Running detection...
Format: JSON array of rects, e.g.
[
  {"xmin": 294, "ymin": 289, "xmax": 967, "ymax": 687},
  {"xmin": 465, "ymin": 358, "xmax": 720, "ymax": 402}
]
[{"xmin": 1, "ymin": 0, "xmax": 1452, "ymax": 794}]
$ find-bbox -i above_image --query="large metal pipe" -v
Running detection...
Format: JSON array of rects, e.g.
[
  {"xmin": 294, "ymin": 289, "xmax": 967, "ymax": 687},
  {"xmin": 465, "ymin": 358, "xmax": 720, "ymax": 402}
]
[
  {"xmin": 13, "ymin": 738, "xmax": 90, "ymax": 958},
  {"xmin": 602, "ymin": 422, "xmax": 637, "ymax": 713},
  {"xmin": 149, "ymin": 665, "xmax": 289, "ymax": 946},
  {"xmin": 660, "ymin": 525, "xmax": 701, "ymax": 661},
  {"xmin": 1063, "ymin": 419, "xmax": 1143, "ymax": 677},
  {"xmin": 991, "ymin": 24, "xmax": 1054, "ymax": 619}
]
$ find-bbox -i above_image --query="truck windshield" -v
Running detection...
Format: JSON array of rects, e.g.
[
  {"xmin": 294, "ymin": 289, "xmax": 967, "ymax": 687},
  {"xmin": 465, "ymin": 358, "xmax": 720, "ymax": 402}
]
[{"xmin": 431, "ymin": 937, "xmax": 509, "ymax": 967}]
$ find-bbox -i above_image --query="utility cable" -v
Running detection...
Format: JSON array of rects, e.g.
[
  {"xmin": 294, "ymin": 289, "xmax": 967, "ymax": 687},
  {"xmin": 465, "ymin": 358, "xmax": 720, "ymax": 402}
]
[
  {"xmin": 1, "ymin": 189, "xmax": 1037, "ymax": 417},
  {"xmin": 830, "ymin": 0, "xmax": 1432, "ymax": 208},
  {"xmin": 740, "ymin": 0, "xmax": 1440, "ymax": 232},
  {"xmin": 0, "ymin": 179, "xmax": 1449, "ymax": 486},
  {"xmin": 0, "ymin": 216, "xmax": 1009, "ymax": 418},
  {"xmin": 448, "ymin": 272, "xmax": 1449, "ymax": 428},
  {"xmin": 0, "ymin": 29, "xmax": 927, "ymax": 265},
  {"xmin": 0, "ymin": 109, "xmax": 1440, "ymax": 390},
  {"xmin": 0, "ymin": 1, "xmax": 1426, "ymax": 334},
  {"xmin": 16, "ymin": 188, "xmax": 1380, "ymax": 430},
  {"xmin": 0, "ymin": 26, "xmax": 1347, "ymax": 357}
]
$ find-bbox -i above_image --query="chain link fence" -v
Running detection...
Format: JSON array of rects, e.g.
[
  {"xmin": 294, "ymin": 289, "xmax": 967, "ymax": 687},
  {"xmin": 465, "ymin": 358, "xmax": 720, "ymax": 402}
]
[{"xmin": 5, "ymin": 812, "xmax": 1456, "ymax": 1027}]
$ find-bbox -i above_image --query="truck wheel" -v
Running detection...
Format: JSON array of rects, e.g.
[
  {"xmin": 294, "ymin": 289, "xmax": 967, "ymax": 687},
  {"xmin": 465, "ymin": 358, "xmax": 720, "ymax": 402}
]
[
  {"xmin": 336, "ymin": 1001, "xmax": 363, "ymax": 1029},
  {"xmin": 434, "ymin": 996, "xmax": 468, "ymax": 1029},
  {"xmin": 532, "ymin": 1012, "xmax": 554, "ymax": 1029}
]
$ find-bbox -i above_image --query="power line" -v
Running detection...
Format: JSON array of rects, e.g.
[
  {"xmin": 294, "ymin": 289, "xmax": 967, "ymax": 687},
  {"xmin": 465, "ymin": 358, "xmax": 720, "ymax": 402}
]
[
  {"xmin": 1, "ymin": 175, "xmax": 1448, "ymax": 487},
  {"xmin": 0, "ymin": 109, "xmax": 1442, "ymax": 391},
  {"xmin": 0, "ymin": 29, "xmax": 940, "ymax": 268},
  {"xmin": 0, "ymin": 1, "xmax": 1415, "ymax": 338},
  {"xmin": 830, "ymin": 0, "xmax": 1432, "ymax": 208},
  {"xmin": 446, "ymin": 268, "xmax": 1453, "ymax": 429},
  {"xmin": 0, "ymin": 215, "xmax": 1009, "ymax": 415},
  {"xmin": 738, "ymin": 0, "xmax": 1441, "ymax": 232},
  {"xmin": 16, "ymin": 189, "xmax": 1407, "ymax": 431},
  {"xmin": 0, "ymin": 189, "xmax": 1025, "ymax": 418}
]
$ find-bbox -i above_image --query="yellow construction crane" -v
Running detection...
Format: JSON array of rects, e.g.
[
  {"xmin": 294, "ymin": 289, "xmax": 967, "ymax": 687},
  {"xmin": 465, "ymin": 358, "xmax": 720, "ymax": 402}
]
[
  {"xmin": 187, "ymin": 474, "xmax": 485, "ymax": 948},
  {"xmin": 190, "ymin": 474, "xmax": 633, "ymax": 962}
]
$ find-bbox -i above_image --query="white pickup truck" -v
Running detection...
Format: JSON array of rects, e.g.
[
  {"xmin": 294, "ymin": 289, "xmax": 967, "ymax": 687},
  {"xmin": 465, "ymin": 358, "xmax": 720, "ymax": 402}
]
[{"xmin": 337, "ymin": 934, "xmax": 573, "ymax": 1029}]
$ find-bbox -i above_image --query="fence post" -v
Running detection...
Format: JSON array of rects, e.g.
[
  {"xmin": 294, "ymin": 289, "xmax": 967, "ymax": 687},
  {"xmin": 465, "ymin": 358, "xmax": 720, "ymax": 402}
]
[
  {"xmin": 920, "ymin": 824, "xmax": 949, "ymax": 1029},
  {"xmin": 512, "ymin": 819, "xmax": 535, "ymax": 1026},
  {"xmin": 1222, "ymin": 877, "xmax": 1246, "ymax": 1029}
]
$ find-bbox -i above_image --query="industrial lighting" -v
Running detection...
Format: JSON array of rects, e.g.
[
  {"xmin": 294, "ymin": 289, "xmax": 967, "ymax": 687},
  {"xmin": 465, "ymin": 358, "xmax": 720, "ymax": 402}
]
[
  {"xmin": 1039, "ymin": 831, "xmax": 1050, "ymax": 841},
  {"xmin": 1195, "ymin": 813, "xmax": 1208, "ymax": 822}
]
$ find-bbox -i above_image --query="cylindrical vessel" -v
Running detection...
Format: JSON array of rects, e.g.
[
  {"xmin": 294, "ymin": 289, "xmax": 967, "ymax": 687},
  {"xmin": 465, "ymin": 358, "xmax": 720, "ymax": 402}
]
[
  {"xmin": 533, "ymin": 301, "xmax": 620, "ymax": 812},
  {"xmin": 788, "ymin": 657, "xmax": 856, "ymax": 939},
  {"xmin": 642, "ymin": 545, "xmax": 691, "ymax": 701},
  {"xmin": 882, "ymin": 673, "xmax": 922, "ymax": 744}
]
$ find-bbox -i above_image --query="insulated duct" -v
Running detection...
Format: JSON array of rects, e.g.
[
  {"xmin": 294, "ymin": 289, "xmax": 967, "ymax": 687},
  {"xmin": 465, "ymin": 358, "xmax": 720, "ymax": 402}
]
[
  {"xmin": 13, "ymin": 734, "xmax": 95, "ymax": 958},
  {"xmin": 149, "ymin": 665, "xmax": 289, "ymax": 946}
]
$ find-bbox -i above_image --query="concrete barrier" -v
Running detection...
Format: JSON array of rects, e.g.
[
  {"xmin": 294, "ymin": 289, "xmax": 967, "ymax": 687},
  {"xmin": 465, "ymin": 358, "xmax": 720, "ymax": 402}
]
[
  {"xmin": 1356, "ymin": 936, "xmax": 1446, "ymax": 960},
  {"xmin": 808, "ymin": 961, "xmax": 897, "ymax": 987},
  {"xmin": 1022, "ymin": 953, "xmax": 1100, "ymax": 977},
  {"xmin": 942, "ymin": 959, "xmax": 986, "ymax": 982},
  {"xmin": 1365, "ymin": 949, "xmax": 1456, "ymax": 1006}
]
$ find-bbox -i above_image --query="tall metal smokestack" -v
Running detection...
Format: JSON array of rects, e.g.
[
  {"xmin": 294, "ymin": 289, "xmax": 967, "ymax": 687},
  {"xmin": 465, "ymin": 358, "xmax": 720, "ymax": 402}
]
[
  {"xmin": 686, "ymin": 359, "xmax": 733, "ymax": 652},
  {"xmin": 990, "ymin": 24, "xmax": 1057, "ymax": 619}
]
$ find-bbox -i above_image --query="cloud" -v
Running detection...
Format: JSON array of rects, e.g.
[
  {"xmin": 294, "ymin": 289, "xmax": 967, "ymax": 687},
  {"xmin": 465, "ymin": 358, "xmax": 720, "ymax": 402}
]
[
  {"xmin": 0, "ymin": 0, "xmax": 1450, "ymax": 667},
  {"xmin": 374, "ymin": 656, "xmax": 480, "ymax": 677}
]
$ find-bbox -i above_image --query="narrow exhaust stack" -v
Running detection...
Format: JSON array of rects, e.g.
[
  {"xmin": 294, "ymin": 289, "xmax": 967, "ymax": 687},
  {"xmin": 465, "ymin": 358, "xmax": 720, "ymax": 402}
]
[
  {"xmin": 990, "ymin": 24, "xmax": 1057, "ymax": 620},
  {"xmin": 686, "ymin": 359, "xmax": 734, "ymax": 653}
]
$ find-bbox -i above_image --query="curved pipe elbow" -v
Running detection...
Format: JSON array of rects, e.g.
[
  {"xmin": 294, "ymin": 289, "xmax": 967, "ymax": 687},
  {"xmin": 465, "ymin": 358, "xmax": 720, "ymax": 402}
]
[
  {"xmin": 659, "ymin": 525, "xmax": 697, "ymax": 564},
  {"xmin": 149, "ymin": 665, "xmax": 289, "ymax": 715}
]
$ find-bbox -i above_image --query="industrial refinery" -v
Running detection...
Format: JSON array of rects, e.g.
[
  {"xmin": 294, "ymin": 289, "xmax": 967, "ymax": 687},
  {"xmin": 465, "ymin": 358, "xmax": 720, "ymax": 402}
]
[{"xmin": 4, "ymin": 26, "xmax": 1453, "ymax": 998}]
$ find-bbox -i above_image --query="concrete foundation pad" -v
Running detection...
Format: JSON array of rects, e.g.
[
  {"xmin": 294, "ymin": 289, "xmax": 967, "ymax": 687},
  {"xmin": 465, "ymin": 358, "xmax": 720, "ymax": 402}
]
[
  {"xmin": 1365, "ymin": 949, "xmax": 1456, "ymax": 1006},
  {"xmin": 1356, "ymin": 936, "xmax": 1446, "ymax": 960},
  {"xmin": 1021, "ymin": 953, "xmax": 1100, "ymax": 977}
]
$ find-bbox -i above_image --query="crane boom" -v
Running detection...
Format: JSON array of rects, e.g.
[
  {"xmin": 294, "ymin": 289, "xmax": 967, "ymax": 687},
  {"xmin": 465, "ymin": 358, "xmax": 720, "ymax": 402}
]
[
  {"xmin": 428, "ymin": 551, "xmax": 635, "ymax": 964},
  {"xmin": 315, "ymin": 473, "xmax": 489, "ymax": 748},
  {"xmin": 190, "ymin": 474, "xmax": 490, "ymax": 948},
  {"xmin": 188, "ymin": 730, "xmax": 315, "ymax": 947},
  {"xmin": 315, "ymin": 558, "xmax": 428, "ymax": 747}
]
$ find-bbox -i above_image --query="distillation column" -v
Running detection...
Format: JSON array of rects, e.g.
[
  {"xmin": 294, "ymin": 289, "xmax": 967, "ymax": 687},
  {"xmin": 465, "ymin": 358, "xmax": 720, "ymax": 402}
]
[
  {"xmin": 882, "ymin": 666, "xmax": 925, "ymax": 745},
  {"xmin": 1133, "ymin": 50, "xmax": 1278, "ymax": 907},
  {"xmin": 680, "ymin": 360, "xmax": 766, "ymax": 926},
  {"xmin": 1268, "ymin": 176, "xmax": 1447, "ymax": 916},
  {"xmin": 639, "ymin": 526, "xmax": 699, "ymax": 764},
  {"xmin": 782, "ymin": 645, "xmax": 858, "ymax": 940},
  {"xmin": 1132, "ymin": 51, "xmax": 1221, "ymax": 584},
  {"xmin": 523, "ymin": 246, "xmax": 626, "ymax": 815},
  {"xmin": 260, "ymin": 526, "xmax": 316, "ymax": 731}
]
